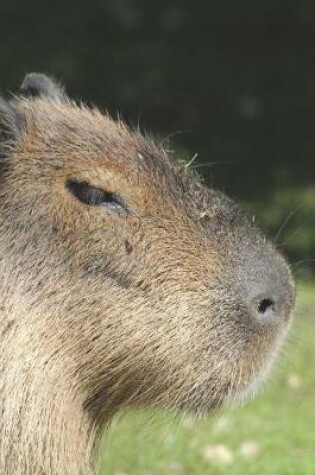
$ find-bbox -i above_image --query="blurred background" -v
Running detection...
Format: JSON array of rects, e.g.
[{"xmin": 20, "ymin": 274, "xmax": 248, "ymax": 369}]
[{"xmin": 0, "ymin": 2, "xmax": 314, "ymax": 474}]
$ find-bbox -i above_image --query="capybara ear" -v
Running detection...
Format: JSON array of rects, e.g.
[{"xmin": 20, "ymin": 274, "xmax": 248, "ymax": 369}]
[
  {"xmin": 20, "ymin": 73, "xmax": 66, "ymax": 101},
  {"xmin": 0, "ymin": 98, "xmax": 23, "ymax": 157}
]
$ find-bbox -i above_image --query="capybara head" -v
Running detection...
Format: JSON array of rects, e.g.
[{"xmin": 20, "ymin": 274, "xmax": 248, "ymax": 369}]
[{"xmin": 0, "ymin": 74, "xmax": 295, "ymax": 420}]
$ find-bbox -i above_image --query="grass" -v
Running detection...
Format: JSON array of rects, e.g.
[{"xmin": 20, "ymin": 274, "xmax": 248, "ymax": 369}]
[{"xmin": 100, "ymin": 283, "xmax": 315, "ymax": 475}]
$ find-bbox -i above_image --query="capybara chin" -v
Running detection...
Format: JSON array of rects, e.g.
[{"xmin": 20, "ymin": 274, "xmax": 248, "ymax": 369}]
[{"xmin": 0, "ymin": 73, "xmax": 295, "ymax": 474}]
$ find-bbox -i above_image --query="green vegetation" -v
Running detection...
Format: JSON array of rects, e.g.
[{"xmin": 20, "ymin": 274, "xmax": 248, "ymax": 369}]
[{"xmin": 101, "ymin": 283, "xmax": 315, "ymax": 475}]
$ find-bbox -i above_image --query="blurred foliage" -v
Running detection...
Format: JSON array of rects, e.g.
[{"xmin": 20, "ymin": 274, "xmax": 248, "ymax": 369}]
[
  {"xmin": 246, "ymin": 187, "xmax": 315, "ymax": 278},
  {"xmin": 0, "ymin": 0, "xmax": 314, "ymax": 272}
]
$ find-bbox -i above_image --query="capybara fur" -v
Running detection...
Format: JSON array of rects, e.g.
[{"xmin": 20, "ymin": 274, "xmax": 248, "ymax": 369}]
[{"xmin": 0, "ymin": 74, "xmax": 295, "ymax": 474}]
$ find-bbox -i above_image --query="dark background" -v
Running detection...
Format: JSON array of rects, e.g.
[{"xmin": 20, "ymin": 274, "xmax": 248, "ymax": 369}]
[{"xmin": 0, "ymin": 1, "xmax": 314, "ymax": 276}]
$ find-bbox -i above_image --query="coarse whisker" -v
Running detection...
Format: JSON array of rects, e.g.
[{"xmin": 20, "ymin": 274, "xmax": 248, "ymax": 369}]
[
  {"xmin": 190, "ymin": 160, "xmax": 230, "ymax": 170},
  {"xmin": 278, "ymin": 214, "xmax": 315, "ymax": 247},
  {"xmin": 185, "ymin": 153, "xmax": 198, "ymax": 168},
  {"xmin": 159, "ymin": 129, "xmax": 190, "ymax": 147},
  {"xmin": 290, "ymin": 258, "xmax": 315, "ymax": 268},
  {"xmin": 274, "ymin": 206, "xmax": 301, "ymax": 244}
]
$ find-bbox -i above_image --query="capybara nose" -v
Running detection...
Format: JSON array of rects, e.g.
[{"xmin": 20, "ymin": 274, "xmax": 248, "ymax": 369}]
[
  {"xmin": 246, "ymin": 277, "xmax": 294, "ymax": 323},
  {"xmin": 242, "ymin": 249, "xmax": 295, "ymax": 324}
]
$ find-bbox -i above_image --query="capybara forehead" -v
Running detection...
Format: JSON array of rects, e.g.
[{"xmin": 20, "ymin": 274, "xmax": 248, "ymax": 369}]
[{"xmin": 13, "ymin": 97, "xmax": 243, "ymax": 223}]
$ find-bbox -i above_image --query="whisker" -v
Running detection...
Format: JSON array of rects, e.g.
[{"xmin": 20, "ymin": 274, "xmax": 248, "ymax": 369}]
[
  {"xmin": 291, "ymin": 258, "xmax": 315, "ymax": 268},
  {"xmin": 279, "ymin": 223, "xmax": 311, "ymax": 248},
  {"xmin": 185, "ymin": 153, "xmax": 198, "ymax": 168},
  {"xmin": 159, "ymin": 129, "xmax": 190, "ymax": 147},
  {"xmin": 190, "ymin": 160, "xmax": 230, "ymax": 170},
  {"xmin": 278, "ymin": 209, "xmax": 315, "ymax": 248},
  {"xmin": 274, "ymin": 206, "xmax": 301, "ymax": 244}
]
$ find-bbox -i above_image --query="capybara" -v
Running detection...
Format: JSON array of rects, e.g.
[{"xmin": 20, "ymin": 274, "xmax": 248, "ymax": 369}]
[{"xmin": 0, "ymin": 73, "xmax": 295, "ymax": 474}]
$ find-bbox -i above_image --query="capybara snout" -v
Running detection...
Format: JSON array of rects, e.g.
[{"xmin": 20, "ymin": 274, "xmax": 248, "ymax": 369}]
[{"xmin": 0, "ymin": 73, "xmax": 295, "ymax": 474}]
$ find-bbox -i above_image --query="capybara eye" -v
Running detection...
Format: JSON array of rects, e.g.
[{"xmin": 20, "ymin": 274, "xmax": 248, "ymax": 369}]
[{"xmin": 66, "ymin": 179, "xmax": 128, "ymax": 217}]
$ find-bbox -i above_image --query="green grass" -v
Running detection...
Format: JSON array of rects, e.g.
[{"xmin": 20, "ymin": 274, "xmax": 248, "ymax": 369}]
[{"xmin": 100, "ymin": 283, "xmax": 315, "ymax": 475}]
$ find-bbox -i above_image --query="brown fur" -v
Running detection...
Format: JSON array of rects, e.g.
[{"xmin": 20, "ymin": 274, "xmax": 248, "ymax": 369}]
[{"xmin": 0, "ymin": 75, "xmax": 295, "ymax": 474}]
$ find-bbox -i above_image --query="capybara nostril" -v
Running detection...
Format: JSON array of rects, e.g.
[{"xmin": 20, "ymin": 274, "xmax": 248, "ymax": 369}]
[
  {"xmin": 250, "ymin": 294, "xmax": 276, "ymax": 320},
  {"xmin": 257, "ymin": 297, "xmax": 275, "ymax": 315}
]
